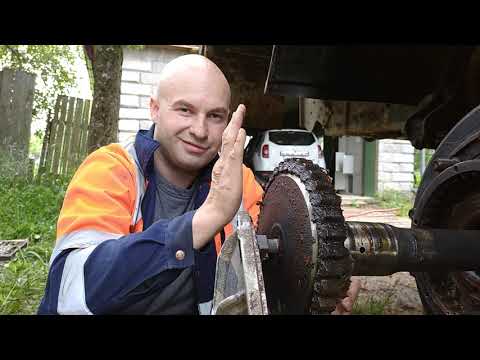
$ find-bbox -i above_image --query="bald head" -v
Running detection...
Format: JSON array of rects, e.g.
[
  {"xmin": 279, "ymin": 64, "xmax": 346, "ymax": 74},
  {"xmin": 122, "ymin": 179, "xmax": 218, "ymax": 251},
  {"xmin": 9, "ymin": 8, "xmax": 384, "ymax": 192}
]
[
  {"xmin": 149, "ymin": 54, "xmax": 233, "ymax": 180},
  {"xmin": 154, "ymin": 54, "xmax": 231, "ymax": 108}
]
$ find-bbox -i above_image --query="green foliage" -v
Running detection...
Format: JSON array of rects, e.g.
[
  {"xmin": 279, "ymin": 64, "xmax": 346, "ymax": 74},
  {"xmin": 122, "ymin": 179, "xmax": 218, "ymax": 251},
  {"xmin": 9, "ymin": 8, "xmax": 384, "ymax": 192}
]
[
  {"xmin": 413, "ymin": 148, "xmax": 435, "ymax": 187},
  {"xmin": 0, "ymin": 45, "xmax": 80, "ymax": 131},
  {"xmin": 350, "ymin": 199, "xmax": 361, "ymax": 208},
  {"xmin": 375, "ymin": 189, "xmax": 414, "ymax": 217},
  {"xmin": 0, "ymin": 158, "xmax": 70, "ymax": 314},
  {"xmin": 29, "ymin": 132, "xmax": 44, "ymax": 159},
  {"xmin": 0, "ymin": 241, "xmax": 53, "ymax": 314},
  {"xmin": 124, "ymin": 45, "xmax": 145, "ymax": 51},
  {"xmin": 352, "ymin": 293, "xmax": 394, "ymax": 315}
]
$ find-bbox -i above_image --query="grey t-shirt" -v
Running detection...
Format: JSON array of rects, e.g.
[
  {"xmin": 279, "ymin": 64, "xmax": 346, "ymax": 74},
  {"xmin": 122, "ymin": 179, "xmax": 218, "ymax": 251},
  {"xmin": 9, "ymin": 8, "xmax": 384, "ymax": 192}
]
[{"xmin": 153, "ymin": 170, "xmax": 199, "ymax": 222}]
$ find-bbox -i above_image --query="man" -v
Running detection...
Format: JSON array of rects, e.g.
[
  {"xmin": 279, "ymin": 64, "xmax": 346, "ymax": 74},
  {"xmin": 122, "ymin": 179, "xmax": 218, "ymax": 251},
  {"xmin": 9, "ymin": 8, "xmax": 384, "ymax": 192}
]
[{"xmin": 38, "ymin": 54, "xmax": 359, "ymax": 315}]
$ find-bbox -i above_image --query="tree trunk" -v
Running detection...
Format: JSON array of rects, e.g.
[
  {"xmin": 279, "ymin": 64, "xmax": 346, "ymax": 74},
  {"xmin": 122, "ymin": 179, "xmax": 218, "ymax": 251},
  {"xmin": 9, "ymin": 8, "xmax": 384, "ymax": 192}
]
[{"xmin": 87, "ymin": 45, "xmax": 123, "ymax": 154}]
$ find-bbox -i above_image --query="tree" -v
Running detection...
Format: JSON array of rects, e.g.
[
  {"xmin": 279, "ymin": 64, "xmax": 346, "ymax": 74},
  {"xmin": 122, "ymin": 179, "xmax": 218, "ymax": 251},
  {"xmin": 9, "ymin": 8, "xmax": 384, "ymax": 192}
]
[
  {"xmin": 84, "ymin": 45, "xmax": 123, "ymax": 153},
  {"xmin": 0, "ymin": 45, "xmax": 79, "ymax": 125},
  {"xmin": 0, "ymin": 46, "xmax": 80, "ymax": 163}
]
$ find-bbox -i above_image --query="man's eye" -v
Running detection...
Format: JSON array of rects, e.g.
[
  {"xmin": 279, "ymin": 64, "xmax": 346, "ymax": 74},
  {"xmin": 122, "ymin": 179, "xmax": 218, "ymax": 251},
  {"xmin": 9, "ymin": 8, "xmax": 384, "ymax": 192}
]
[
  {"xmin": 209, "ymin": 113, "xmax": 222, "ymax": 119},
  {"xmin": 179, "ymin": 107, "xmax": 190, "ymax": 113}
]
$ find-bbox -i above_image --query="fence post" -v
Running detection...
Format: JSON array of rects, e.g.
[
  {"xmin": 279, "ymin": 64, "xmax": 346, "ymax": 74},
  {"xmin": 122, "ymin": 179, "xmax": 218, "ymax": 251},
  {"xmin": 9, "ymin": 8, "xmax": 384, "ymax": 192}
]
[
  {"xmin": 60, "ymin": 97, "xmax": 76, "ymax": 175},
  {"xmin": 67, "ymin": 98, "xmax": 84, "ymax": 174},
  {"xmin": 42, "ymin": 96, "xmax": 62, "ymax": 176},
  {"xmin": 0, "ymin": 69, "xmax": 35, "ymax": 174},
  {"xmin": 79, "ymin": 99, "xmax": 92, "ymax": 160},
  {"xmin": 37, "ymin": 107, "xmax": 52, "ymax": 181},
  {"xmin": 40, "ymin": 95, "xmax": 93, "ymax": 177},
  {"xmin": 51, "ymin": 96, "xmax": 68, "ymax": 175}
]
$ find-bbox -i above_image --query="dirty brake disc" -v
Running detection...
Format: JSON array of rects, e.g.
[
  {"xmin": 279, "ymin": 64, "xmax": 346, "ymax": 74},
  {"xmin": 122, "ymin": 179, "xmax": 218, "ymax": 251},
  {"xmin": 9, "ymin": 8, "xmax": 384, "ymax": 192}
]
[{"xmin": 257, "ymin": 158, "xmax": 353, "ymax": 314}]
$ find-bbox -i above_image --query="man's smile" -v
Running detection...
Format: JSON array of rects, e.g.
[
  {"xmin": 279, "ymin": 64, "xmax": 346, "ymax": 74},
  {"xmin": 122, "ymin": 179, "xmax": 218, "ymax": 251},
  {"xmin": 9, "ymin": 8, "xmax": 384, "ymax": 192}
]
[{"xmin": 179, "ymin": 138, "xmax": 209, "ymax": 154}]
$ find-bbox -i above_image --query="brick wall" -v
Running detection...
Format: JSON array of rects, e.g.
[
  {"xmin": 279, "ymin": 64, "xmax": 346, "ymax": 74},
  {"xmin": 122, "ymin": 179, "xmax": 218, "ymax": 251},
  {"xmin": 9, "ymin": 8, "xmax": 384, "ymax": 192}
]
[
  {"xmin": 377, "ymin": 139, "xmax": 415, "ymax": 192},
  {"xmin": 118, "ymin": 46, "xmax": 196, "ymax": 142}
]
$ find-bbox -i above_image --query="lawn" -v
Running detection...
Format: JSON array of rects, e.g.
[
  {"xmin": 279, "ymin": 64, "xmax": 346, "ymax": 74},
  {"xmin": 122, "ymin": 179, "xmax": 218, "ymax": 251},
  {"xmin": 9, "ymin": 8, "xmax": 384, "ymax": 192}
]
[{"xmin": 0, "ymin": 162, "xmax": 70, "ymax": 315}]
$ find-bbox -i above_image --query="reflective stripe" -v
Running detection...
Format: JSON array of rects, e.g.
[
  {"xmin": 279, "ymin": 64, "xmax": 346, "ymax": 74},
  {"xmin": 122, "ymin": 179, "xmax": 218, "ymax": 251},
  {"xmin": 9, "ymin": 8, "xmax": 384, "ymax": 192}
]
[
  {"xmin": 122, "ymin": 140, "xmax": 146, "ymax": 227},
  {"xmin": 57, "ymin": 246, "xmax": 97, "ymax": 315},
  {"xmin": 198, "ymin": 300, "xmax": 213, "ymax": 315},
  {"xmin": 50, "ymin": 230, "xmax": 124, "ymax": 266}
]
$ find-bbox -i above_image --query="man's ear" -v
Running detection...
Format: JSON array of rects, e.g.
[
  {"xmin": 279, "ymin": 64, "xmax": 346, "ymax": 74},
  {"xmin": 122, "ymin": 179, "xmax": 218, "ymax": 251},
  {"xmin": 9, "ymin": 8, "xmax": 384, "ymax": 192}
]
[{"xmin": 150, "ymin": 97, "xmax": 160, "ymax": 122}]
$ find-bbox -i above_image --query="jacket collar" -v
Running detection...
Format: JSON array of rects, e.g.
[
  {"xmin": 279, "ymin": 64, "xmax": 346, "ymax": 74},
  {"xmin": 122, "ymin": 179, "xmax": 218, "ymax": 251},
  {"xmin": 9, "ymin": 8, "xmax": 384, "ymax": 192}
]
[{"xmin": 134, "ymin": 124, "xmax": 218, "ymax": 183}]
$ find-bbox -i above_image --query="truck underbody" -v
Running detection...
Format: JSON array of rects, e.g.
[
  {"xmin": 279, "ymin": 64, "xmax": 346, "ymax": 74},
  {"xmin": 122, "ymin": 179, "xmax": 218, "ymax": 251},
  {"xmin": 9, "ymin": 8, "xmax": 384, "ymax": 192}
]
[
  {"xmin": 203, "ymin": 45, "xmax": 480, "ymax": 315},
  {"xmin": 202, "ymin": 45, "xmax": 480, "ymax": 149}
]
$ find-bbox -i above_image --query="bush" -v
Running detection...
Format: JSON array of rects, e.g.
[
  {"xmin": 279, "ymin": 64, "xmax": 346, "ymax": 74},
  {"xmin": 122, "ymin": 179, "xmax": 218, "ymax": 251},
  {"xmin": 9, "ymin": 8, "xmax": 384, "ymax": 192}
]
[{"xmin": 0, "ymin": 160, "xmax": 70, "ymax": 314}]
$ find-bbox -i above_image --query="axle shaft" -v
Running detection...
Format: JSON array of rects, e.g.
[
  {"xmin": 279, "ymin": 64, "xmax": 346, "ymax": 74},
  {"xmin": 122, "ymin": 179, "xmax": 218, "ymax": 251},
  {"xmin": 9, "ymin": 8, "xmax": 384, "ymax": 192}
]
[{"xmin": 344, "ymin": 222, "xmax": 480, "ymax": 275}]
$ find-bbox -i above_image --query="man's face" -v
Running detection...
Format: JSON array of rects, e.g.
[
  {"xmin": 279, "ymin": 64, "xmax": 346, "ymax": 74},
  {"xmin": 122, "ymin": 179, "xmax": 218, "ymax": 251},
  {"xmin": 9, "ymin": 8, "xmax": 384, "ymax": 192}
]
[{"xmin": 150, "ymin": 75, "xmax": 230, "ymax": 174}]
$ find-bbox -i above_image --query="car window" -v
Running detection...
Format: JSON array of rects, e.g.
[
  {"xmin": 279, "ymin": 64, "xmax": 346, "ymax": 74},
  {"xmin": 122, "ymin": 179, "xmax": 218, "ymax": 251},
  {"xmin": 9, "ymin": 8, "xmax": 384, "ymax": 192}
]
[{"xmin": 269, "ymin": 131, "xmax": 315, "ymax": 145}]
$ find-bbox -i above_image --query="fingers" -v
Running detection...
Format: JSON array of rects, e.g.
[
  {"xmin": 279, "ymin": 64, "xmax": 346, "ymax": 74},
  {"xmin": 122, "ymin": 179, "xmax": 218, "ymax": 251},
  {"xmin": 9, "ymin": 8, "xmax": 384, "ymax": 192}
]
[
  {"xmin": 347, "ymin": 277, "xmax": 361, "ymax": 301},
  {"xmin": 229, "ymin": 104, "xmax": 246, "ymax": 134},
  {"xmin": 232, "ymin": 128, "xmax": 246, "ymax": 161},
  {"xmin": 331, "ymin": 303, "xmax": 350, "ymax": 315},
  {"xmin": 221, "ymin": 104, "xmax": 246, "ymax": 155},
  {"xmin": 341, "ymin": 297, "xmax": 353, "ymax": 313},
  {"xmin": 331, "ymin": 298, "xmax": 352, "ymax": 315},
  {"xmin": 331, "ymin": 278, "xmax": 362, "ymax": 315}
]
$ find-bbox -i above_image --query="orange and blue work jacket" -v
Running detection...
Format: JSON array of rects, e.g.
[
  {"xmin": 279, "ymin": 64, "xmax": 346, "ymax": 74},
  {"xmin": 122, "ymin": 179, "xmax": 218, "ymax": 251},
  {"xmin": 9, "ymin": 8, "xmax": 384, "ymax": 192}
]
[{"xmin": 38, "ymin": 125, "xmax": 263, "ymax": 315}]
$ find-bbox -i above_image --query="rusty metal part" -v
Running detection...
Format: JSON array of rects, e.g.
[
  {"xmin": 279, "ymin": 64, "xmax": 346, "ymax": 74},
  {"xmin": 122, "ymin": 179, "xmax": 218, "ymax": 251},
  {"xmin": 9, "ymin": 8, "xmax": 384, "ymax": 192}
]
[
  {"xmin": 212, "ymin": 210, "xmax": 268, "ymax": 315},
  {"xmin": 300, "ymin": 99, "xmax": 415, "ymax": 139},
  {"xmin": 345, "ymin": 222, "xmax": 480, "ymax": 276},
  {"xmin": 257, "ymin": 158, "xmax": 352, "ymax": 314},
  {"xmin": 413, "ymin": 163, "xmax": 480, "ymax": 314},
  {"xmin": 264, "ymin": 45, "xmax": 480, "ymax": 148},
  {"xmin": 411, "ymin": 104, "xmax": 480, "ymax": 314},
  {"xmin": 237, "ymin": 210, "xmax": 269, "ymax": 315},
  {"xmin": 203, "ymin": 45, "xmax": 297, "ymax": 134},
  {"xmin": 256, "ymin": 235, "xmax": 280, "ymax": 257},
  {"xmin": 265, "ymin": 46, "xmax": 470, "ymax": 105}
]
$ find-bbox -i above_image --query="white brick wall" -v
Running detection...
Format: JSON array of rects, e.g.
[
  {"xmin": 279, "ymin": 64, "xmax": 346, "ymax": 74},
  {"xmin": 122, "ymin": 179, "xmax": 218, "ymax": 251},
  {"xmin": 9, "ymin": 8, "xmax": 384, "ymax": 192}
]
[
  {"xmin": 119, "ymin": 108, "xmax": 150, "ymax": 120},
  {"xmin": 140, "ymin": 72, "xmax": 162, "ymax": 85},
  {"xmin": 122, "ymin": 70, "xmax": 140, "ymax": 82},
  {"xmin": 139, "ymin": 96, "xmax": 151, "ymax": 108},
  {"xmin": 152, "ymin": 61, "xmax": 166, "ymax": 73},
  {"xmin": 140, "ymin": 120, "xmax": 153, "ymax": 130},
  {"xmin": 119, "ymin": 119, "xmax": 140, "ymax": 132},
  {"xmin": 123, "ymin": 59, "xmax": 152, "ymax": 72},
  {"xmin": 377, "ymin": 139, "xmax": 415, "ymax": 193},
  {"xmin": 120, "ymin": 95, "xmax": 139, "ymax": 108},
  {"xmin": 118, "ymin": 46, "xmax": 194, "ymax": 140},
  {"xmin": 121, "ymin": 83, "xmax": 153, "ymax": 97}
]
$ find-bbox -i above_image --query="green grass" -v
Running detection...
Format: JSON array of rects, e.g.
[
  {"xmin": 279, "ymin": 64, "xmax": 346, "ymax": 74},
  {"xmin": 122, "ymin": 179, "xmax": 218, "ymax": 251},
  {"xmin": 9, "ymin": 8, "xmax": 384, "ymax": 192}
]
[
  {"xmin": 374, "ymin": 189, "xmax": 414, "ymax": 217},
  {"xmin": 0, "ymin": 161, "xmax": 70, "ymax": 314},
  {"xmin": 350, "ymin": 199, "xmax": 361, "ymax": 208},
  {"xmin": 352, "ymin": 294, "xmax": 394, "ymax": 315}
]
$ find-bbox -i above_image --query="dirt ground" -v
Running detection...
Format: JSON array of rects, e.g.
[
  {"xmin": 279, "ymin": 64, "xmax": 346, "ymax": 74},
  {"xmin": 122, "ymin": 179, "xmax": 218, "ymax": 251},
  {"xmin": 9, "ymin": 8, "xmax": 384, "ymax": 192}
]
[{"xmin": 341, "ymin": 200, "xmax": 425, "ymax": 315}]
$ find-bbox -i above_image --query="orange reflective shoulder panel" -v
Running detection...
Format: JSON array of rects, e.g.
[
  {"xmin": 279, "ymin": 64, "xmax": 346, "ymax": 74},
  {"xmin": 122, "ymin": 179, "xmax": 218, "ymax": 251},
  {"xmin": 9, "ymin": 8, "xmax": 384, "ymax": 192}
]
[{"xmin": 56, "ymin": 144, "xmax": 139, "ymax": 243}]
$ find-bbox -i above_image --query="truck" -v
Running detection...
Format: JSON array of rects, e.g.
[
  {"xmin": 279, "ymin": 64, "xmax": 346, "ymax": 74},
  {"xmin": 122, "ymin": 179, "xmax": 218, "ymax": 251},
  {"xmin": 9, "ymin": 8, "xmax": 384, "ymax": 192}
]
[{"xmin": 202, "ymin": 45, "xmax": 480, "ymax": 315}]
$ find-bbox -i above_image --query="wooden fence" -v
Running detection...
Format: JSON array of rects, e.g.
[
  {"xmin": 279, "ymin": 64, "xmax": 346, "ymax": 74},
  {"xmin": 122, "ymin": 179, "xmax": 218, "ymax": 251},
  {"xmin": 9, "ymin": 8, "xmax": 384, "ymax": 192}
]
[
  {"xmin": 38, "ymin": 95, "xmax": 92, "ymax": 177},
  {"xmin": 0, "ymin": 68, "xmax": 36, "ymax": 165}
]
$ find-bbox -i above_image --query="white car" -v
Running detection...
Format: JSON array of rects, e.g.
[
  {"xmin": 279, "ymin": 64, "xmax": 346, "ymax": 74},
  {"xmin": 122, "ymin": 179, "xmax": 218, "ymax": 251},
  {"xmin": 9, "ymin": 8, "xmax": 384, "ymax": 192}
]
[{"xmin": 245, "ymin": 129, "xmax": 326, "ymax": 185}]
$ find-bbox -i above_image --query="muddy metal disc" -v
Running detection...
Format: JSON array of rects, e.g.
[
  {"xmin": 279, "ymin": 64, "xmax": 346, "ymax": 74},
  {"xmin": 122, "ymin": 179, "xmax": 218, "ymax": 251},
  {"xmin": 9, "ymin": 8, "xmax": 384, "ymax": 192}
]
[
  {"xmin": 411, "ymin": 106, "xmax": 480, "ymax": 314},
  {"xmin": 413, "ymin": 168, "xmax": 480, "ymax": 314},
  {"xmin": 257, "ymin": 158, "xmax": 353, "ymax": 314}
]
